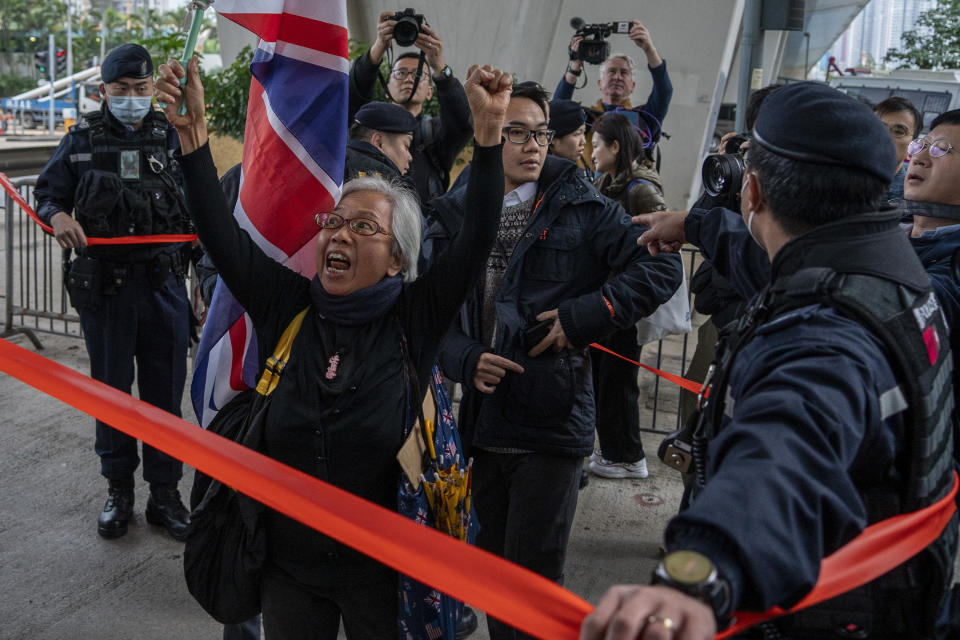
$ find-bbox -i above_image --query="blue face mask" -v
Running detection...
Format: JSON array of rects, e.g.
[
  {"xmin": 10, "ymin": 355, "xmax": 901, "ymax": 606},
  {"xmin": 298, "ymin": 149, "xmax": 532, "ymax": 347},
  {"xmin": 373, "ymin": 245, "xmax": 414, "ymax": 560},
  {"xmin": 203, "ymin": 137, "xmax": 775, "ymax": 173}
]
[{"xmin": 107, "ymin": 95, "xmax": 153, "ymax": 125}]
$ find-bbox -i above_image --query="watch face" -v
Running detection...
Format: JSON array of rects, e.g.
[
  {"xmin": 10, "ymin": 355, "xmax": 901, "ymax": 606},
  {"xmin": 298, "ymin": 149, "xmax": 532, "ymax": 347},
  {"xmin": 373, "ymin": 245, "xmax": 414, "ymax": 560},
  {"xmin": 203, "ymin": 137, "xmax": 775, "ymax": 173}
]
[{"xmin": 663, "ymin": 550, "xmax": 714, "ymax": 585}]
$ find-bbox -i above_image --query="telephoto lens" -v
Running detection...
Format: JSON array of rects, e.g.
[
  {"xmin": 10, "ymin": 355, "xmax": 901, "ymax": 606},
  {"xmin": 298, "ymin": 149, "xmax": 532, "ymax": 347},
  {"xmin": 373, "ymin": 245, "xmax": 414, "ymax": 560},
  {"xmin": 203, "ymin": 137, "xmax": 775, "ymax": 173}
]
[{"xmin": 701, "ymin": 153, "xmax": 745, "ymax": 199}]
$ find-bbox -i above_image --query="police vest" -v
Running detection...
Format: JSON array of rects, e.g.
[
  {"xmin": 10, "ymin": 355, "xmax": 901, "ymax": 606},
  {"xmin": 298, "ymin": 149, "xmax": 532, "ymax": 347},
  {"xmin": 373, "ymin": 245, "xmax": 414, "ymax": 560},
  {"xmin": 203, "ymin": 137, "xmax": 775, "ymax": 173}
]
[
  {"xmin": 73, "ymin": 110, "xmax": 191, "ymax": 238},
  {"xmin": 693, "ymin": 266, "xmax": 956, "ymax": 638}
]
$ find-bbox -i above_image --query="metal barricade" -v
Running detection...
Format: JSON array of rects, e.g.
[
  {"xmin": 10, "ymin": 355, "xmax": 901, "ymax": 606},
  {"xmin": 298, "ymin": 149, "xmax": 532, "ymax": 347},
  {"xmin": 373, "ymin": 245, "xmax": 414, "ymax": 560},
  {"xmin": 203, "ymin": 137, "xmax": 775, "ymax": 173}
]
[
  {"xmin": 639, "ymin": 247, "xmax": 704, "ymax": 435},
  {"xmin": 2, "ymin": 176, "xmax": 81, "ymax": 346}
]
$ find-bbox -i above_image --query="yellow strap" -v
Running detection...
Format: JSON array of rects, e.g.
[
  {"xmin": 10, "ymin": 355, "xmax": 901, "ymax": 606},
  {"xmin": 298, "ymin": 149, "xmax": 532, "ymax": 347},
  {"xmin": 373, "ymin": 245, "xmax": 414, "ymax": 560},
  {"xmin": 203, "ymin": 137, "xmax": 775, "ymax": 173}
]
[{"xmin": 255, "ymin": 308, "xmax": 309, "ymax": 396}]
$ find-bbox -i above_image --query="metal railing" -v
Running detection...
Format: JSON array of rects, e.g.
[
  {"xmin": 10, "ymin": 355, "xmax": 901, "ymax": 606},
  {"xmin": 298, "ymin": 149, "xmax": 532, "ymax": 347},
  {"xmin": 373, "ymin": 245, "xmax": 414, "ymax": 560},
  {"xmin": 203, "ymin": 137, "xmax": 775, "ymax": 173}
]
[
  {"xmin": 2, "ymin": 176, "xmax": 81, "ymax": 347},
  {"xmin": 1, "ymin": 175, "xmax": 705, "ymax": 434},
  {"xmin": 638, "ymin": 246, "xmax": 704, "ymax": 435}
]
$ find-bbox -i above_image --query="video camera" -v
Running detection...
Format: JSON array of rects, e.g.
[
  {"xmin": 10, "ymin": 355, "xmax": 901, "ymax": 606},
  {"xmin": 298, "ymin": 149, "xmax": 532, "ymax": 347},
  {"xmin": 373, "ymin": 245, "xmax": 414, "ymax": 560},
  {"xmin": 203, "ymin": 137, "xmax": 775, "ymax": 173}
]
[
  {"xmin": 701, "ymin": 134, "xmax": 749, "ymax": 209},
  {"xmin": 569, "ymin": 17, "xmax": 634, "ymax": 65},
  {"xmin": 390, "ymin": 8, "xmax": 425, "ymax": 47}
]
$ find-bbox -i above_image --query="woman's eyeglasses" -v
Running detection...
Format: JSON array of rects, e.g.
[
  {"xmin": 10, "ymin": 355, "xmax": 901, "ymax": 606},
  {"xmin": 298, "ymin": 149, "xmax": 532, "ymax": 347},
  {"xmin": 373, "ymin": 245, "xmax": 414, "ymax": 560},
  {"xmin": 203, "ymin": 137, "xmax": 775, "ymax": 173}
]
[{"xmin": 315, "ymin": 212, "xmax": 393, "ymax": 237}]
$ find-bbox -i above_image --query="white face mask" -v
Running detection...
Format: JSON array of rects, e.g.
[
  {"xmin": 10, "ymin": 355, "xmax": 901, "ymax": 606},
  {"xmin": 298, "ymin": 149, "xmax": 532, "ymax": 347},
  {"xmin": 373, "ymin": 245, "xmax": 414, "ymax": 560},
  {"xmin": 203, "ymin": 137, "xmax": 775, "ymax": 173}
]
[
  {"xmin": 741, "ymin": 174, "xmax": 764, "ymax": 249},
  {"xmin": 107, "ymin": 95, "xmax": 153, "ymax": 125}
]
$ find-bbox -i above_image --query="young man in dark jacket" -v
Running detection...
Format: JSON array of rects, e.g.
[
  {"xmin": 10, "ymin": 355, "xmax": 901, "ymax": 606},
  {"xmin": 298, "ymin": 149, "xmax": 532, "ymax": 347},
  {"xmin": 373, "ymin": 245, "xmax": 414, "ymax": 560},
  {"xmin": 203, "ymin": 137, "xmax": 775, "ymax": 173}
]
[{"xmin": 425, "ymin": 82, "xmax": 682, "ymax": 640}]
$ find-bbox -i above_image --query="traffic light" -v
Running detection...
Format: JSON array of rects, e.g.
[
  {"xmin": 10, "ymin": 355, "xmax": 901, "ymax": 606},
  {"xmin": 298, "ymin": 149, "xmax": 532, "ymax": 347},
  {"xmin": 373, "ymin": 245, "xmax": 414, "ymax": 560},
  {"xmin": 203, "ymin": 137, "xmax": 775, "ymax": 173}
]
[
  {"xmin": 34, "ymin": 50, "xmax": 49, "ymax": 75},
  {"xmin": 55, "ymin": 48, "xmax": 66, "ymax": 75}
]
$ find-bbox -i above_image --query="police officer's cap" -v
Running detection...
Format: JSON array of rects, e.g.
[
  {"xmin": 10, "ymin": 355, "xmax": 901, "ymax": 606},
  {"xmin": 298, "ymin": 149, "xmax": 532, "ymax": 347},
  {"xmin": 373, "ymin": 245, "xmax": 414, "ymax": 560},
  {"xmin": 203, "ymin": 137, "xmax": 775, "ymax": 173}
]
[
  {"xmin": 101, "ymin": 44, "xmax": 154, "ymax": 84},
  {"xmin": 354, "ymin": 102, "xmax": 417, "ymax": 134},
  {"xmin": 549, "ymin": 100, "xmax": 586, "ymax": 138},
  {"xmin": 752, "ymin": 81, "xmax": 895, "ymax": 183}
]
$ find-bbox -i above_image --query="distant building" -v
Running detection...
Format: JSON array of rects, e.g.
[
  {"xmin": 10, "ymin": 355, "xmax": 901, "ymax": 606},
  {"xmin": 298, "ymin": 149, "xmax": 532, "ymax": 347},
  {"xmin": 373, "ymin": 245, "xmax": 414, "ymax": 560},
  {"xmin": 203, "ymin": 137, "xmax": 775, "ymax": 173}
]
[{"xmin": 831, "ymin": 0, "xmax": 936, "ymax": 71}]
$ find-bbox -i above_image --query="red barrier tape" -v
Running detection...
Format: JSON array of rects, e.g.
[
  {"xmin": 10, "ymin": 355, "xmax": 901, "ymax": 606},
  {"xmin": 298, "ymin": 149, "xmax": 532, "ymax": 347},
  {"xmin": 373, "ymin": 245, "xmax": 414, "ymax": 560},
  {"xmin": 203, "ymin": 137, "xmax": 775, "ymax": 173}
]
[
  {"xmin": 0, "ymin": 337, "xmax": 591, "ymax": 639},
  {"xmin": 0, "ymin": 172, "xmax": 198, "ymax": 245},
  {"xmin": 590, "ymin": 342, "xmax": 703, "ymax": 394},
  {"xmin": 1, "ymin": 335, "xmax": 956, "ymax": 638},
  {"xmin": 718, "ymin": 471, "xmax": 957, "ymax": 637}
]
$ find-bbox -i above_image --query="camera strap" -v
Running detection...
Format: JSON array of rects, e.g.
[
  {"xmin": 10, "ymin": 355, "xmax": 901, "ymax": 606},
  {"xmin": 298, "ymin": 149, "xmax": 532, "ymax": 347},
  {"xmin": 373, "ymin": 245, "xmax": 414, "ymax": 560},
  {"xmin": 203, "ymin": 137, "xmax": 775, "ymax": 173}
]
[{"xmin": 378, "ymin": 49, "xmax": 429, "ymax": 106}]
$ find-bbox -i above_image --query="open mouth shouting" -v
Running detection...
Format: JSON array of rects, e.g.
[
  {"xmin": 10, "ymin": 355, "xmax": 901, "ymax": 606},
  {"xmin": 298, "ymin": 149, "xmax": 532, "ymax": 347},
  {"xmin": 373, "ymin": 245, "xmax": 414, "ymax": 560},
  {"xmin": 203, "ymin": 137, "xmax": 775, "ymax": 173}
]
[{"xmin": 325, "ymin": 250, "xmax": 352, "ymax": 275}]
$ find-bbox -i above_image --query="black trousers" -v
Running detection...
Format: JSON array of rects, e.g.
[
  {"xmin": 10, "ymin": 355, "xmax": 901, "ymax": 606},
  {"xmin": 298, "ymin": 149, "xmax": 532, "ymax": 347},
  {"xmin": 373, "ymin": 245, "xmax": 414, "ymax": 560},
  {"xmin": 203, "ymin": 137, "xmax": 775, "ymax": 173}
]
[
  {"xmin": 473, "ymin": 450, "xmax": 581, "ymax": 640},
  {"xmin": 591, "ymin": 326, "xmax": 645, "ymax": 463},
  {"xmin": 78, "ymin": 268, "xmax": 188, "ymax": 484},
  {"xmin": 260, "ymin": 560, "xmax": 397, "ymax": 640}
]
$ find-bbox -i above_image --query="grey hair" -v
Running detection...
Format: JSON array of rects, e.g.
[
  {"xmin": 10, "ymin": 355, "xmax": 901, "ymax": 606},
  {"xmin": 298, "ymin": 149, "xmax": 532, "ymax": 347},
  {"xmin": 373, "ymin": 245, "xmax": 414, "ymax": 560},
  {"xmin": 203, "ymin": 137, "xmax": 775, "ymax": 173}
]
[
  {"xmin": 340, "ymin": 175, "xmax": 421, "ymax": 282},
  {"xmin": 600, "ymin": 53, "xmax": 636, "ymax": 79}
]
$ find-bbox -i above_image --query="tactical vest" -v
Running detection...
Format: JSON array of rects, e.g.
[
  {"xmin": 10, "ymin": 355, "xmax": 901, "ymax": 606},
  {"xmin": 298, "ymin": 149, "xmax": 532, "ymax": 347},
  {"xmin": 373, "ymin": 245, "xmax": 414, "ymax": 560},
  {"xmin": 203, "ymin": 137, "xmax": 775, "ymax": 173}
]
[
  {"xmin": 692, "ymin": 267, "xmax": 956, "ymax": 638},
  {"xmin": 73, "ymin": 110, "xmax": 191, "ymax": 238}
]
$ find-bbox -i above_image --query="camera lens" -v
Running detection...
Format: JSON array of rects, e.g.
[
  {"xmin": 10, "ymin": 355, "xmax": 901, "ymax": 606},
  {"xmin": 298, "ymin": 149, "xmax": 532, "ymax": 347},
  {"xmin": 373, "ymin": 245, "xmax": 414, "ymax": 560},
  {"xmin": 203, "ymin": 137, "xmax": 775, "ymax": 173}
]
[
  {"xmin": 701, "ymin": 154, "xmax": 745, "ymax": 198},
  {"xmin": 393, "ymin": 15, "xmax": 420, "ymax": 47}
]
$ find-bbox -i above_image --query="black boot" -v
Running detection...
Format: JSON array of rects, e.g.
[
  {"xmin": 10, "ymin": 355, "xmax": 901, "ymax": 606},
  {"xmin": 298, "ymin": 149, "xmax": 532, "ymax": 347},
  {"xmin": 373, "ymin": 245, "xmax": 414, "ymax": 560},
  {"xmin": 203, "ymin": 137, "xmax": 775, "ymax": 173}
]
[
  {"xmin": 145, "ymin": 483, "xmax": 191, "ymax": 541},
  {"xmin": 456, "ymin": 606, "xmax": 479, "ymax": 639},
  {"xmin": 98, "ymin": 478, "xmax": 135, "ymax": 539}
]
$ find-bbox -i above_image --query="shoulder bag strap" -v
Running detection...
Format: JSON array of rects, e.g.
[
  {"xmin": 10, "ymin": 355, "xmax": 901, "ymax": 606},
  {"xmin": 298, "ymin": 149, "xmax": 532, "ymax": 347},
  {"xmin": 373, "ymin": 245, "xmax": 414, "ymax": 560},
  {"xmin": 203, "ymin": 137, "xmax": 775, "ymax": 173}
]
[{"xmin": 255, "ymin": 307, "xmax": 309, "ymax": 396}]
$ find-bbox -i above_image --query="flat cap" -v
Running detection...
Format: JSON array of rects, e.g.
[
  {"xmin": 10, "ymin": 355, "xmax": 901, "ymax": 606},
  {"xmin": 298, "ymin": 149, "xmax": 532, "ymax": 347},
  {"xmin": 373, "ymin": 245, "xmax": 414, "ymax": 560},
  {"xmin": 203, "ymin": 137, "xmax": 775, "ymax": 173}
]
[
  {"xmin": 549, "ymin": 99, "xmax": 586, "ymax": 138},
  {"xmin": 752, "ymin": 81, "xmax": 896, "ymax": 183},
  {"xmin": 101, "ymin": 44, "xmax": 153, "ymax": 84},
  {"xmin": 354, "ymin": 102, "xmax": 417, "ymax": 134}
]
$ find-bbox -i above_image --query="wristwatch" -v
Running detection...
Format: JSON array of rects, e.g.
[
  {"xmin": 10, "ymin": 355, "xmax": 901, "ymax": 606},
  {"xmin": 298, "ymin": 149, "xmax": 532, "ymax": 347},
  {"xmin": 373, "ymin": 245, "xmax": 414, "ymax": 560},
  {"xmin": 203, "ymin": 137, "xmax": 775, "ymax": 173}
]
[
  {"xmin": 566, "ymin": 65, "xmax": 582, "ymax": 77},
  {"xmin": 434, "ymin": 65, "xmax": 453, "ymax": 82},
  {"xmin": 652, "ymin": 550, "xmax": 733, "ymax": 623}
]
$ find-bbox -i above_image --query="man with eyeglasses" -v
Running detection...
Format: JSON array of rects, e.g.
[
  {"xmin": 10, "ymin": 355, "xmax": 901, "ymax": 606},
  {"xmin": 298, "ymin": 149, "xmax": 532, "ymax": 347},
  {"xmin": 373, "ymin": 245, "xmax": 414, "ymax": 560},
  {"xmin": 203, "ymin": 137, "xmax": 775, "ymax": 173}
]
[
  {"xmin": 901, "ymin": 109, "xmax": 960, "ymax": 462},
  {"xmin": 349, "ymin": 11, "xmax": 473, "ymax": 204},
  {"xmin": 874, "ymin": 97, "xmax": 922, "ymax": 202},
  {"xmin": 425, "ymin": 81, "xmax": 682, "ymax": 640}
]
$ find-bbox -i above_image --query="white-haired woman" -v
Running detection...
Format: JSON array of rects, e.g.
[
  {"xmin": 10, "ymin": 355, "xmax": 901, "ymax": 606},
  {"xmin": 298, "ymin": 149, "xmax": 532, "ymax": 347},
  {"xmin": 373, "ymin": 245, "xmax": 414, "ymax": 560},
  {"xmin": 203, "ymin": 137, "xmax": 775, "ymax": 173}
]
[{"xmin": 156, "ymin": 58, "xmax": 512, "ymax": 639}]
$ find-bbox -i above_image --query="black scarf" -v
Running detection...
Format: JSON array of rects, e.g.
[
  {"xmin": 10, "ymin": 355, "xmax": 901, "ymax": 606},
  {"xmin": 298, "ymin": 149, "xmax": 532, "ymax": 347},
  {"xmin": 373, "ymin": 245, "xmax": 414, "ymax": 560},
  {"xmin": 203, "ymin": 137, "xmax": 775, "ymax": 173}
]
[{"xmin": 309, "ymin": 274, "xmax": 402, "ymax": 326}]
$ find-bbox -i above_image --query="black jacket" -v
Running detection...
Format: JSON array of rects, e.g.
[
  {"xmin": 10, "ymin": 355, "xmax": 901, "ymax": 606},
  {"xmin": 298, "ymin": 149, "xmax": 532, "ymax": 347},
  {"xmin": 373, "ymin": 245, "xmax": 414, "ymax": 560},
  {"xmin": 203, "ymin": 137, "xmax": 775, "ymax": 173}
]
[
  {"xmin": 181, "ymin": 141, "xmax": 503, "ymax": 582},
  {"xmin": 425, "ymin": 155, "xmax": 682, "ymax": 457},
  {"xmin": 34, "ymin": 105, "xmax": 185, "ymax": 262},
  {"xmin": 668, "ymin": 214, "xmax": 956, "ymax": 635},
  {"xmin": 349, "ymin": 51, "xmax": 473, "ymax": 202},
  {"xmin": 344, "ymin": 139, "xmax": 403, "ymax": 182}
]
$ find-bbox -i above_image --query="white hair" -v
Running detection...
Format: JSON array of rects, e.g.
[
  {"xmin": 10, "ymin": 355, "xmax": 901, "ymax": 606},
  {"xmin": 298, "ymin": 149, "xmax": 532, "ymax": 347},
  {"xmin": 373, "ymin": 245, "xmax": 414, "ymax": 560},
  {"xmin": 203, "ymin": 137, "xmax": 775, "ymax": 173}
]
[
  {"xmin": 340, "ymin": 176, "xmax": 422, "ymax": 283},
  {"xmin": 600, "ymin": 53, "xmax": 637, "ymax": 80}
]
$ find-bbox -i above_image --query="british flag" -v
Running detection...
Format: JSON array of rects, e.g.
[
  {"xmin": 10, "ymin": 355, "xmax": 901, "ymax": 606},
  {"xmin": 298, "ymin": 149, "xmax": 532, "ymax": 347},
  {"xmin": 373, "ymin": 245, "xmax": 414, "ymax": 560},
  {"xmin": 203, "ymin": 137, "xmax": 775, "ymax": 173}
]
[
  {"xmin": 425, "ymin": 590, "xmax": 443, "ymax": 610},
  {"xmin": 191, "ymin": 0, "xmax": 348, "ymax": 426},
  {"xmin": 415, "ymin": 506, "xmax": 428, "ymax": 525}
]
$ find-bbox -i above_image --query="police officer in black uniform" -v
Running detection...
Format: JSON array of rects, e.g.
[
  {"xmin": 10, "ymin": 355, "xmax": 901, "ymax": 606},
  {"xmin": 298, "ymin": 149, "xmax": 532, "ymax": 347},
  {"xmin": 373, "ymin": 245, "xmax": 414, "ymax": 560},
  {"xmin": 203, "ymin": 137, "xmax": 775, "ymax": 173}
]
[
  {"xmin": 345, "ymin": 101, "xmax": 417, "ymax": 183},
  {"xmin": 34, "ymin": 44, "xmax": 191, "ymax": 541},
  {"xmin": 580, "ymin": 83, "xmax": 958, "ymax": 639}
]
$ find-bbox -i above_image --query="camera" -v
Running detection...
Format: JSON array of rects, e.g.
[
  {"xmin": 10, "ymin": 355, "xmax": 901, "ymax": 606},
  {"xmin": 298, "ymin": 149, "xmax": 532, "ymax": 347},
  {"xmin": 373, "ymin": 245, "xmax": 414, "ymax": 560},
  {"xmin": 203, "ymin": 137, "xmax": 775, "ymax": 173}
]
[
  {"xmin": 700, "ymin": 134, "xmax": 749, "ymax": 207},
  {"xmin": 391, "ymin": 8, "xmax": 424, "ymax": 47},
  {"xmin": 570, "ymin": 17, "xmax": 634, "ymax": 65}
]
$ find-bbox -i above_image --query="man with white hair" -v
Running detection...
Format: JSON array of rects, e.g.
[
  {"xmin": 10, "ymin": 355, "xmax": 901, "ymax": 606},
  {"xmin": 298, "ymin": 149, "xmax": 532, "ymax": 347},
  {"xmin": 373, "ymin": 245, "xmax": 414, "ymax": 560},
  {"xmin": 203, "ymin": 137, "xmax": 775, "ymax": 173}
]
[{"xmin": 554, "ymin": 21, "xmax": 673, "ymax": 166}]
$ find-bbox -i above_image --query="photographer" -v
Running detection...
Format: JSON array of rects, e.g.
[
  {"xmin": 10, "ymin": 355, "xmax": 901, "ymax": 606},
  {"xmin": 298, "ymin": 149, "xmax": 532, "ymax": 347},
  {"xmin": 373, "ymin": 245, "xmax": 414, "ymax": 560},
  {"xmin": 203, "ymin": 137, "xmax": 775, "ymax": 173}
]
[
  {"xmin": 555, "ymin": 20, "xmax": 672, "ymax": 164},
  {"xmin": 349, "ymin": 10, "xmax": 473, "ymax": 204}
]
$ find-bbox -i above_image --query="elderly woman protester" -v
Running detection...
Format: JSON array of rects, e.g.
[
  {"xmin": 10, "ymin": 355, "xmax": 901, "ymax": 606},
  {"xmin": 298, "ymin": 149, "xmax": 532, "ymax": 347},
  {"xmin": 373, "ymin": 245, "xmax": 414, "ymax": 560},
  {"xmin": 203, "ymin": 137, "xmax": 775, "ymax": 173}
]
[{"xmin": 155, "ymin": 58, "xmax": 511, "ymax": 639}]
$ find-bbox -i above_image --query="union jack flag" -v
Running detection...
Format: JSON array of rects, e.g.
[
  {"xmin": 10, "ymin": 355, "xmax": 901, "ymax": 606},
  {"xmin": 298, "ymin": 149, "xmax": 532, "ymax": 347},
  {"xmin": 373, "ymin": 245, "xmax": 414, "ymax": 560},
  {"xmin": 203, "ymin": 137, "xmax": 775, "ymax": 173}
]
[
  {"xmin": 443, "ymin": 440, "xmax": 457, "ymax": 460},
  {"xmin": 415, "ymin": 506, "xmax": 428, "ymax": 525},
  {"xmin": 425, "ymin": 590, "xmax": 442, "ymax": 610},
  {"xmin": 441, "ymin": 408, "xmax": 454, "ymax": 426},
  {"xmin": 425, "ymin": 621, "xmax": 443, "ymax": 640},
  {"xmin": 191, "ymin": 0, "xmax": 348, "ymax": 426}
]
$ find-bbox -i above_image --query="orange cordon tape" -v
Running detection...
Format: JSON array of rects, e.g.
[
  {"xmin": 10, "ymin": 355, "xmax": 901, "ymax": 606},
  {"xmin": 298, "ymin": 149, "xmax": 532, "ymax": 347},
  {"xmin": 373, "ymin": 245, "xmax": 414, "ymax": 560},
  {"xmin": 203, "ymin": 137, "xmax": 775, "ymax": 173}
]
[
  {"xmin": 0, "ymin": 335, "xmax": 956, "ymax": 638},
  {"xmin": 0, "ymin": 172, "xmax": 198, "ymax": 245},
  {"xmin": 718, "ymin": 470, "xmax": 957, "ymax": 637},
  {"xmin": 590, "ymin": 342, "xmax": 703, "ymax": 394}
]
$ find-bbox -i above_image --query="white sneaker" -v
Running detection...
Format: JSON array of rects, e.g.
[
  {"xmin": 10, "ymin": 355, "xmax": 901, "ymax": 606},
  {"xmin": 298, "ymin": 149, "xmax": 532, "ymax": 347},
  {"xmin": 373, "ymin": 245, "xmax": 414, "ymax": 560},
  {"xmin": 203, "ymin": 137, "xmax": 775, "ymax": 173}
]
[
  {"xmin": 589, "ymin": 457, "xmax": 649, "ymax": 479},
  {"xmin": 588, "ymin": 450, "xmax": 603, "ymax": 464}
]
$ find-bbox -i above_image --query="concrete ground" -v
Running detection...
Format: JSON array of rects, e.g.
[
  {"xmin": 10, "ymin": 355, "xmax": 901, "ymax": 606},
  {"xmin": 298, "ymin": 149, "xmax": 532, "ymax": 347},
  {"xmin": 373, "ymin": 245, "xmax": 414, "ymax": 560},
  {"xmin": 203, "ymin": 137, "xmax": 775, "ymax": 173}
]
[{"xmin": 0, "ymin": 329, "xmax": 689, "ymax": 640}]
